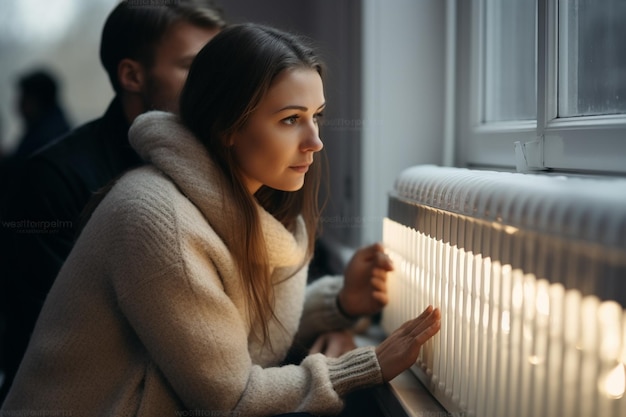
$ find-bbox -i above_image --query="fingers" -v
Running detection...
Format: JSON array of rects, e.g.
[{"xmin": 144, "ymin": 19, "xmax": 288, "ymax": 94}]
[
  {"xmin": 417, "ymin": 319, "xmax": 441, "ymax": 344},
  {"xmin": 364, "ymin": 242, "xmax": 384, "ymax": 257},
  {"xmin": 375, "ymin": 306, "xmax": 441, "ymax": 382},
  {"xmin": 371, "ymin": 290, "xmax": 389, "ymax": 307},
  {"xmin": 374, "ymin": 250, "xmax": 394, "ymax": 271},
  {"xmin": 395, "ymin": 306, "xmax": 436, "ymax": 335},
  {"xmin": 353, "ymin": 243, "xmax": 380, "ymax": 261},
  {"xmin": 409, "ymin": 307, "xmax": 440, "ymax": 338},
  {"xmin": 367, "ymin": 275, "xmax": 388, "ymax": 307},
  {"xmin": 370, "ymin": 274, "xmax": 387, "ymax": 291},
  {"xmin": 371, "ymin": 270, "xmax": 389, "ymax": 303},
  {"xmin": 359, "ymin": 243, "xmax": 393, "ymax": 270},
  {"xmin": 418, "ymin": 305, "xmax": 434, "ymax": 318},
  {"xmin": 372, "ymin": 267, "xmax": 390, "ymax": 281}
]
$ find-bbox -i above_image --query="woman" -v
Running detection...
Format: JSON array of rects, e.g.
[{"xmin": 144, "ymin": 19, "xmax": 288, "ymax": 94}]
[{"xmin": 1, "ymin": 24, "xmax": 440, "ymax": 415}]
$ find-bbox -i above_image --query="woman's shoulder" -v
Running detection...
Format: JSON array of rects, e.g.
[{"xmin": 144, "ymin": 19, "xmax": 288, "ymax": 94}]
[
  {"xmin": 96, "ymin": 166, "xmax": 188, "ymax": 233},
  {"xmin": 101, "ymin": 166, "xmax": 218, "ymax": 238},
  {"xmin": 108, "ymin": 166, "xmax": 178, "ymax": 209}
]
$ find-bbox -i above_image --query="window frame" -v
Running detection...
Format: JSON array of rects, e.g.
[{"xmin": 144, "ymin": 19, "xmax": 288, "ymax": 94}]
[{"xmin": 456, "ymin": 0, "xmax": 626, "ymax": 175}]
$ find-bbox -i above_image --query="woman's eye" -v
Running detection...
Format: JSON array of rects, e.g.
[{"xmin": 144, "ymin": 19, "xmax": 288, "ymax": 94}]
[
  {"xmin": 313, "ymin": 112, "xmax": 324, "ymax": 124},
  {"xmin": 283, "ymin": 115, "xmax": 299, "ymax": 125}
]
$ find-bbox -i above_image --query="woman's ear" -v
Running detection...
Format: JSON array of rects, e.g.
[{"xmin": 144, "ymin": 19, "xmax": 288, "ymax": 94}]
[{"xmin": 117, "ymin": 58, "xmax": 146, "ymax": 93}]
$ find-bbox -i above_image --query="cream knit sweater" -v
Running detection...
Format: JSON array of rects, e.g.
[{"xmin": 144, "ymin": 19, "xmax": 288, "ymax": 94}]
[{"xmin": 1, "ymin": 112, "xmax": 383, "ymax": 416}]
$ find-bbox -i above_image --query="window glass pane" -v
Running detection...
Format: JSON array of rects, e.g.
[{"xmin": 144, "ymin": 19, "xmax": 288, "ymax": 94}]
[
  {"xmin": 484, "ymin": 0, "xmax": 537, "ymax": 122},
  {"xmin": 558, "ymin": 0, "xmax": 626, "ymax": 117}
]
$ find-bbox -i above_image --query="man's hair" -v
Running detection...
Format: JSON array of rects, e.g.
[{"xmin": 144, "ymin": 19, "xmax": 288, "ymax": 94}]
[{"xmin": 99, "ymin": 0, "xmax": 226, "ymax": 93}]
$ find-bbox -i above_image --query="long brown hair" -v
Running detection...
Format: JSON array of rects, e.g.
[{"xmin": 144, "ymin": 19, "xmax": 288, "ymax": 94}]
[{"xmin": 179, "ymin": 23, "xmax": 326, "ymax": 343}]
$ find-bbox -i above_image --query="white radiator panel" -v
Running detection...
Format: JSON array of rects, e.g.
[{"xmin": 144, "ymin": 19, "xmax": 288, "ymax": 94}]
[{"xmin": 381, "ymin": 165, "xmax": 626, "ymax": 417}]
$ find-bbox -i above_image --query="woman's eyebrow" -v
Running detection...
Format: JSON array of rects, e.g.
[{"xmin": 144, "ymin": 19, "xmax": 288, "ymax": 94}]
[{"xmin": 274, "ymin": 103, "xmax": 326, "ymax": 114}]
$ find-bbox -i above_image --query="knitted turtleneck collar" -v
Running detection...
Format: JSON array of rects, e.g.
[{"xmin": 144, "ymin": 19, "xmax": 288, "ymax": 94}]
[{"xmin": 128, "ymin": 111, "xmax": 307, "ymax": 269}]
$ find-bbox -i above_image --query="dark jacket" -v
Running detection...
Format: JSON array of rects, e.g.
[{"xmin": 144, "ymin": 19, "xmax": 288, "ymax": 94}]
[
  {"xmin": 13, "ymin": 104, "xmax": 71, "ymax": 159},
  {"xmin": 0, "ymin": 97, "xmax": 141, "ymax": 400}
]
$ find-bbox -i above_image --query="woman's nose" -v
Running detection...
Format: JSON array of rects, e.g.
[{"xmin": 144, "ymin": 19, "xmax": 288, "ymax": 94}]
[{"xmin": 302, "ymin": 122, "xmax": 323, "ymax": 152}]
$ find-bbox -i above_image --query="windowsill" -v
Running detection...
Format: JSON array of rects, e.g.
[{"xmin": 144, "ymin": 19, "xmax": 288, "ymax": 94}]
[{"xmin": 467, "ymin": 163, "xmax": 626, "ymax": 180}]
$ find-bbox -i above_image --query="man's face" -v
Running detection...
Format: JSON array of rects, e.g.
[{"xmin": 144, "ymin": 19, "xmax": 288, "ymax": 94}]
[{"xmin": 142, "ymin": 21, "xmax": 219, "ymax": 114}]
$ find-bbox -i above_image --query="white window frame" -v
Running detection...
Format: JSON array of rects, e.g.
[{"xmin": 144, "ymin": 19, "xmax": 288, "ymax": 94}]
[{"xmin": 456, "ymin": 0, "xmax": 626, "ymax": 175}]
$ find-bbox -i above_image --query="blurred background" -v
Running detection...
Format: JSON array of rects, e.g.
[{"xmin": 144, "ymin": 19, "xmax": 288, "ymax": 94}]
[
  {"xmin": 0, "ymin": 0, "xmax": 118, "ymax": 155},
  {"xmin": 0, "ymin": 0, "xmax": 448, "ymax": 256}
]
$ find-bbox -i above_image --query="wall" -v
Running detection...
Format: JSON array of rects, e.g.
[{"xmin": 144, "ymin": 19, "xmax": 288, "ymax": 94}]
[
  {"xmin": 361, "ymin": 0, "xmax": 447, "ymax": 244},
  {"xmin": 221, "ymin": 0, "xmax": 364, "ymax": 249}
]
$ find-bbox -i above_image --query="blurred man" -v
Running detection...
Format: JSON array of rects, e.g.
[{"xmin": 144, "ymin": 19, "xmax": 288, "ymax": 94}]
[
  {"xmin": 0, "ymin": 0, "xmax": 225, "ymax": 401},
  {"xmin": 12, "ymin": 69, "xmax": 71, "ymax": 159}
]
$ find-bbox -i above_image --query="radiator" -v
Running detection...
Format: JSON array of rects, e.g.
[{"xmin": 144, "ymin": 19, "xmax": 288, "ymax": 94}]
[{"xmin": 381, "ymin": 165, "xmax": 626, "ymax": 417}]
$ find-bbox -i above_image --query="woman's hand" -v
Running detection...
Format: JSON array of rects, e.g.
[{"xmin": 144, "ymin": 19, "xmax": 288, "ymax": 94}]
[
  {"xmin": 309, "ymin": 330, "xmax": 357, "ymax": 358},
  {"xmin": 375, "ymin": 305, "xmax": 441, "ymax": 382},
  {"xmin": 339, "ymin": 243, "xmax": 393, "ymax": 318}
]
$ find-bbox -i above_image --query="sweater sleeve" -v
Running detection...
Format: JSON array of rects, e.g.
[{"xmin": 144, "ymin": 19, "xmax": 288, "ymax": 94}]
[
  {"xmin": 234, "ymin": 347, "xmax": 383, "ymax": 416},
  {"xmin": 295, "ymin": 275, "xmax": 361, "ymax": 346},
  {"xmin": 108, "ymin": 174, "xmax": 383, "ymax": 416}
]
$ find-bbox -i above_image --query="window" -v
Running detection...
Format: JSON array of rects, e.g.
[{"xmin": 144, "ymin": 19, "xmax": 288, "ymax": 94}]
[
  {"xmin": 456, "ymin": 0, "xmax": 626, "ymax": 175},
  {"xmin": 484, "ymin": 0, "xmax": 536, "ymax": 122},
  {"xmin": 558, "ymin": 0, "xmax": 626, "ymax": 117}
]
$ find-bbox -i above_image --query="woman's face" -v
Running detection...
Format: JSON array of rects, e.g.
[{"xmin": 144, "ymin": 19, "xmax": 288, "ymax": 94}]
[{"xmin": 231, "ymin": 68, "xmax": 325, "ymax": 194}]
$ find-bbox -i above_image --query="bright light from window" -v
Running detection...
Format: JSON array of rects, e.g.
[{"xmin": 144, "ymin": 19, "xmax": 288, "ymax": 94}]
[
  {"xmin": 484, "ymin": 0, "xmax": 537, "ymax": 122},
  {"xmin": 558, "ymin": 0, "xmax": 626, "ymax": 117}
]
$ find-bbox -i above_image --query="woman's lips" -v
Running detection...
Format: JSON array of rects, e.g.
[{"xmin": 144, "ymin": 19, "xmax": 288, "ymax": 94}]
[{"xmin": 289, "ymin": 164, "xmax": 311, "ymax": 173}]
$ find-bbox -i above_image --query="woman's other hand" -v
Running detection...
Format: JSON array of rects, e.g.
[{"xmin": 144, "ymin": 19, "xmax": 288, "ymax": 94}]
[{"xmin": 339, "ymin": 243, "xmax": 393, "ymax": 318}]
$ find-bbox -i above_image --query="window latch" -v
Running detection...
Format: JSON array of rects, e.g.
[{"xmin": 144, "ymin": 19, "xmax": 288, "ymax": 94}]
[{"xmin": 514, "ymin": 138, "xmax": 546, "ymax": 173}]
